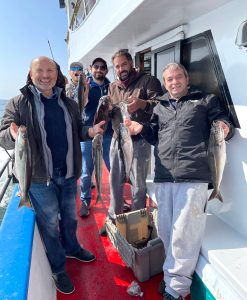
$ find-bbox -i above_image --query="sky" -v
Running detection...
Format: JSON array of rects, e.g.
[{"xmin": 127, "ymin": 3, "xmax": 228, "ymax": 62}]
[{"xmin": 0, "ymin": 0, "xmax": 68, "ymax": 100}]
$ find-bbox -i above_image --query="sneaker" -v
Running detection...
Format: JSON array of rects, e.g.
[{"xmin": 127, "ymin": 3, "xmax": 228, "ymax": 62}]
[
  {"xmin": 66, "ymin": 248, "xmax": 96, "ymax": 262},
  {"xmin": 79, "ymin": 201, "xmax": 90, "ymax": 217},
  {"xmin": 163, "ymin": 291, "xmax": 183, "ymax": 300},
  {"xmin": 99, "ymin": 223, "xmax": 107, "ymax": 237},
  {"xmin": 158, "ymin": 280, "xmax": 166, "ymax": 295},
  {"xmin": 52, "ymin": 272, "xmax": 75, "ymax": 294}
]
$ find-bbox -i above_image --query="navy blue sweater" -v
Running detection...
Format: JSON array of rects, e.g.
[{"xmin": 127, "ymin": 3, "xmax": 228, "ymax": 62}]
[
  {"xmin": 84, "ymin": 78, "xmax": 113, "ymax": 137},
  {"xmin": 41, "ymin": 94, "xmax": 68, "ymax": 171}
]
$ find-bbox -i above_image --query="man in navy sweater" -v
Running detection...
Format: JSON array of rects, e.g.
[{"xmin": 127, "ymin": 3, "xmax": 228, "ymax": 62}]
[{"xmin": 0, "ymin": 56, "xmax": 105, "ymax": 295}]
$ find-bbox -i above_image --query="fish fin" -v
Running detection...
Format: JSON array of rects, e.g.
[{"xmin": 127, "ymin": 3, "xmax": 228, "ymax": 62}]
[
  {"xmin": 18, "ymin": 195, "xmax": 32, "ymax": 209},
  {"xmin": 208, "ymin": 190, "xmax": 224, "ymax": 202}
]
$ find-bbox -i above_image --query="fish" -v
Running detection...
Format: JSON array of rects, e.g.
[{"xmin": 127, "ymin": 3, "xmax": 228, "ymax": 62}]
[
  {"xmin": 14, "ymin": 125, "xmax": 32, "ymax": 208},
  {"xmin": 119, "ymin": 123, "xmax": 133, "ymax": 182},
  {"xmin": 75, "ymin": 74, "xmax": 85, "ymax": 118},
  {"xmin": 208, "ymin": 121, "xmax": 227, "ymax": 202},
  {"xmin": 92, "ymin": 133, "xmax": 103, "ymax": 204},
  {"xmin": 93, "ymin": 95, "xmax": 111, "ymax": 133},
  {"xmin": 118, "ymin": 102, "xmax": 130, "ymax": 121}
]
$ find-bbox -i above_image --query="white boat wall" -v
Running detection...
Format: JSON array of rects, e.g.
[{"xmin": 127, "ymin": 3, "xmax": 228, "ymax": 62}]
[
  {"xmin": 62, "ymin": 0, "xmax": 247, "ymax": 299},
  {"xmin": 0, "ymin": 185, "xmax": 56, "ymax": 300}
]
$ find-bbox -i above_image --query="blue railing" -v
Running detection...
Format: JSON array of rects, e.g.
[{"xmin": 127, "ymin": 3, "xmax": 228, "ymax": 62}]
[{"xmin": 0, "ymin": 185, "xmax": 35, "ymax": 299}]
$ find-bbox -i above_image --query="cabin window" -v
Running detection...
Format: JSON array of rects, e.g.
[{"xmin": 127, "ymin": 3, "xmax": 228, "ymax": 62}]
[
  {"xmin": 153, "ymin": 42, "xmax": 181, "ymax": 84},
  {"xmin": 135, "ymin": 49, "xmax": 152, "ymax": 75},
  {"xmin": 150, "ymin": 30, "xmax": 239, "ymax": 128},
  {"xmin": 181, "ymin": 30, "xmax": 239, "ymax": 128}
]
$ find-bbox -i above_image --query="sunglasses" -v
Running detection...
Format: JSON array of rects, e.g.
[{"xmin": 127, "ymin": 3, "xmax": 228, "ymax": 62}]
[
  {"xmin": 70, "ymin": 66, "xmax": 83, "ymax": 71},
  {"xmin": 93, "ymin": 64, "xmax": 107, "ymax": 71}
]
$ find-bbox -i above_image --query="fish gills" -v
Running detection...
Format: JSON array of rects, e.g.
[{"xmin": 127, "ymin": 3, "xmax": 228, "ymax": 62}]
[
  {"xmin": 208, "ymin": 121, "xmax": 226, "ymax": 202},
  {"xmin": 92, "ymin": 133, "xmax": 103, "ymax": 204},
  {"xmin": 15, "ymin": 125, "xmax": 32, "ymax": 208}
]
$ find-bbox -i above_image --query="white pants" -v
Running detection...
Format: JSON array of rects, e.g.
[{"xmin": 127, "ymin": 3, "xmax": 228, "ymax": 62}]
[{"xmin": 155, "ymin": 182, "xmax": 208, "ymax": 298}]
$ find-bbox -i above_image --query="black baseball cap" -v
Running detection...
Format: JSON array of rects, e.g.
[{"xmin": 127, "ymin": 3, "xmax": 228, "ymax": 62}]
[{"xmin": 91, "ymin": 58, "xmax": 107, "ymax": 68}]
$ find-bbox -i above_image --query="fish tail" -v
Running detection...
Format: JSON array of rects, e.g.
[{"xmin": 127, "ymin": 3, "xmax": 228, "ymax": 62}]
[
  {"xmin": 208, "ymin": 190, "xmax": 224, "ymax": 202},
  {"xmin": 18, "ymin": 195, "xmax": 32, "ymax": 209},
  {"xmin": 124, "ymin": 176, "xmax": 132, "ymax": 185}
]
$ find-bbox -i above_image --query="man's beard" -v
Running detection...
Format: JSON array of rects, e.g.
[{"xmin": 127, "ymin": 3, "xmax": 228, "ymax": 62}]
[
  {"xmin": 119, "ymin": 70, "xmax": 129, "ymax": 81},
  {"xmin": 94, "ymin": 73, "xmax": 105, "ymax": 81}
]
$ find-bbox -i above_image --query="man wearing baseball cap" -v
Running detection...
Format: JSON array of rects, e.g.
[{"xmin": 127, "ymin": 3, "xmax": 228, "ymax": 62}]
[
  {"xmin": 79, "ymin": 57, "xmax": 113, "ymax": 217},
  {"xmin": 66, "ymin": 61, "xmax": 85, "ymax": 100}
]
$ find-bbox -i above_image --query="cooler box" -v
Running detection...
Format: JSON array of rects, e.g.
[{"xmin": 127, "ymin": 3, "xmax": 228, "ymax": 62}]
[{"xmin": 106, "ymin": 208, "xmax": 165, "ymax": 282}]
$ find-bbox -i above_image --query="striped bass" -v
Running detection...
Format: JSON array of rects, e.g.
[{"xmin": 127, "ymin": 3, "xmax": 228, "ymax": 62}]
[
  {"xmin": 93, "ymin": 96, "xmax": 111, "ymax": 133},
  {"xmin": 208, "ymin": 121, "xmax": 227, "ymax": 202},
  {"xmin": 76, "ymin": 74, "xmax": 85, "ymax": 118},
  {"xmin": 92, "ymin": 133, "xmax": 103, "ymax": 204},
  {"xmin": 119, "ymin": 123, "xmax": 133, "ymax": 182},
  {"xmin": 15, "ymin": 125, "xmax": 32, "ymax": 208}
]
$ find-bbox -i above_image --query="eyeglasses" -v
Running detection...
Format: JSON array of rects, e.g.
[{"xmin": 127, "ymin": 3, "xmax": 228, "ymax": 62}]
[
  {"xmin": 70, "ymin": 66, "xmax": 83, "ymax": 71},
  {"xmin": 92, "ymin": 64, "xmax": 107, "ymax": 71}
]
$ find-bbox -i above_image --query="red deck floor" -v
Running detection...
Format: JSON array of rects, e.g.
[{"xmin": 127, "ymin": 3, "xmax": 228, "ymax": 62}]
[{"xmin": 57, "ymin": 168, "xmax": 191, "ymax": 300}]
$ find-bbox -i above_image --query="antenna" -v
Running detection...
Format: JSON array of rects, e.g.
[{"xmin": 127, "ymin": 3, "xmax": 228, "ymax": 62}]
[{"xmin": 47, "ymin": 40, "xmax": 55, "ymax": 60}]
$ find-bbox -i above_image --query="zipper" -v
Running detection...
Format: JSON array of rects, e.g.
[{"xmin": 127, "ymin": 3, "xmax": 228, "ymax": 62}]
[{"xmin": 171, "ymin": 106, "xmax": 178, "ymax": 182}]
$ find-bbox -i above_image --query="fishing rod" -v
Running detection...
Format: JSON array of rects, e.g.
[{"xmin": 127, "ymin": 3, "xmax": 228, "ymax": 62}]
[{"xmin": 47, "ymin": 40, "xmax": 55, "ymax": 60}]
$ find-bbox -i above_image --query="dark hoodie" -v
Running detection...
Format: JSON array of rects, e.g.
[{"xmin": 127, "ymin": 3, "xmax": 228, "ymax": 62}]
[
  {"xmin": 108, "ymin": 70, "xmax": 163, "ymax": 137},
  {"xmin": 140, "ymin": 88, "xmax": 234, "ymax": 183}
]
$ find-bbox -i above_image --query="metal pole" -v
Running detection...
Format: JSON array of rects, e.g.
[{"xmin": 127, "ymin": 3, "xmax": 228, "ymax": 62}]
[{"xmin": 47, "ymin": 40, "xmax": 55, "ymax": 60}]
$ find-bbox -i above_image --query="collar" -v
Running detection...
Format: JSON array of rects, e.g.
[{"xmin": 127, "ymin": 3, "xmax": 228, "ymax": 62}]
[{"xmin": 34, "ymin": 87, "xmax": 58, "ymax": 99}]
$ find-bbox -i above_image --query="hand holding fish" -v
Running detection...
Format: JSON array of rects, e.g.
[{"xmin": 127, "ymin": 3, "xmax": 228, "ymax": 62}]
[
  {"xmin": 217, "ymin": 120, "xmax": 230, "ymax": 138},
  {"xmin": 127, "ymin": 96, "xmax": 147, "ymax": 113},
  {"xmin": 10, "ymin": 122, "xmax": 19, "ymax": 140},
  {"xmin": 88, "ymin": 121, "xmax": 106, "ymax": 138},
  {"xmin": 208, "ymin": 120, "xmax": 227, "ymax": 202},
  {"xmin": 124, "ymin": 119, "xmax": 143, "ymax": 135}
]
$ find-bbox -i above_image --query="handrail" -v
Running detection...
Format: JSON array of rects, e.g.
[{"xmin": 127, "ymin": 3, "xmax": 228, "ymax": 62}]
[
  {"xmin": 0, "ymin": 150, "xmax": 14, "ymax": 203},
  {"xmin": 0, "ymin": 176, "xmax": 12, "ymax": 202},
  {"xmin": 0, "ymin": 155, "xmax": 12, "ymax": 178}
]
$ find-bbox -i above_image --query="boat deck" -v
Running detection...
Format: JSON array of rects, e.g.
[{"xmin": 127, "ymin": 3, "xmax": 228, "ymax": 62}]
[{"xmin": 57, "ymin": 168, "xmax": 191, "ymax": 300}]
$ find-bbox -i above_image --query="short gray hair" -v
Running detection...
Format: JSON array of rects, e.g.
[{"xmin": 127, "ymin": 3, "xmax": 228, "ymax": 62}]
[{"xmin": 163, "ymin": 63, "xmax": 189, "ymax": 79}]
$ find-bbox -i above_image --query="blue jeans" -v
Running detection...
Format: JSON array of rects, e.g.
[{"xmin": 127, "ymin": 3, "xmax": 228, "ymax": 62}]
[
  {"xmin": 80, "ymin": 134, "xmax": 111, "ymax": 205},
  {"xmin": 29, "ymin": 169, "xmax": 81, "ymax": 274}
]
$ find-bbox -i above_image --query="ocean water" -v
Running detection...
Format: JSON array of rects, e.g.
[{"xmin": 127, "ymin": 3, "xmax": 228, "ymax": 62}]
[{"xmin": 0, "ymin": 99, "xmax": 13, "ymax": 222}]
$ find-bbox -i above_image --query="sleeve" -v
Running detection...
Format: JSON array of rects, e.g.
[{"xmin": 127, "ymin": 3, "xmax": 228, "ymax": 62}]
[
  {"xmin": 140, "ymin": 113, "xmax": 159, "ymax": 145},
  {"xmin": 0, "ymin": 98, "xmax": 20, "ymax": 150},
  {"xmin": 207, "ymin": 94, "xmax": 235, "ymax": 140}
]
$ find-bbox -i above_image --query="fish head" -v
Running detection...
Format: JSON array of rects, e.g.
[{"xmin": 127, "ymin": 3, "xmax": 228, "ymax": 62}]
[
  {"xmin": 16, "ymin": 125, "xmax": 28, "ymax": 147},
  {"xmin": 99, "ymin": 96, "xmax": 111, "ymax": 109},
  {"xmin": 211, "ymin": 121, "xmax": 225, "ymax": 144}
]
